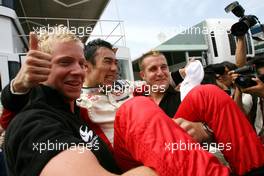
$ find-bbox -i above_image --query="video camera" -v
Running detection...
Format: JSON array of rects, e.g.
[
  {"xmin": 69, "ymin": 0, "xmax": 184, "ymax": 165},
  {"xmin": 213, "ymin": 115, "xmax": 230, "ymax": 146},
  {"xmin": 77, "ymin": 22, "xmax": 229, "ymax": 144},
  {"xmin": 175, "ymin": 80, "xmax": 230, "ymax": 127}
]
[
  {"xmin": 233, "ymin": 64, "xmax": 257, "ymax": 88},
  {"xmin": 233, "ymin": 57, "xmax": 264, "ymax": 88},
  {"xmin": 225, "ymin": 1, "xmax": 261, "ymax": 36}
]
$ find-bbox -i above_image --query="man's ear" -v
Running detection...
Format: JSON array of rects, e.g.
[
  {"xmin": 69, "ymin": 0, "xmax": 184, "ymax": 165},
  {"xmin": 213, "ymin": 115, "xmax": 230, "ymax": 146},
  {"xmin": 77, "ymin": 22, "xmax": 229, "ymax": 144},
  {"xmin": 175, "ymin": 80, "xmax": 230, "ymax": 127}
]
[
  {"xmin": 113, "ymin": 48, "xmax": 118, "ymax": 54},
  {"xmin": 140, "ymin": 71, "xmax": 145, "ymax": 80}
]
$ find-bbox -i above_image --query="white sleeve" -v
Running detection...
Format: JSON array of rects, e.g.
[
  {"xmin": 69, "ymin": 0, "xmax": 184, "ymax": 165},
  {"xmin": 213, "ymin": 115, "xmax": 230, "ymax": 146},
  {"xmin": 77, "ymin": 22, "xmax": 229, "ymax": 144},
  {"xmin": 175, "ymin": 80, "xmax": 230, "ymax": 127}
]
[{"xmin": 242, "ymin": 93, "xmax": 253, "ymax": 115}]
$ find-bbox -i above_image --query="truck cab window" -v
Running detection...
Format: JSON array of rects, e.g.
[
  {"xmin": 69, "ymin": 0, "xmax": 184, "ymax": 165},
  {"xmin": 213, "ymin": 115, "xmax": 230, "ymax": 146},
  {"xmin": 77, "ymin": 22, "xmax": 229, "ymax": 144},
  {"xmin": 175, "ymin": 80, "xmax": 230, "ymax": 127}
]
[{"xmin": 8, "ymin": 61, "xmax": 20, "ymax": 81}]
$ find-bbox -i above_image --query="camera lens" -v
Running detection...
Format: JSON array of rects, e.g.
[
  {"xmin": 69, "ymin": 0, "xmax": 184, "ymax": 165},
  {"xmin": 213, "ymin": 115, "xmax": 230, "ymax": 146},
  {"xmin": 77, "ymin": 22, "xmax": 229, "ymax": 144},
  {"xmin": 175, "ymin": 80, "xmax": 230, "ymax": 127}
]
[{"xmin": 235, "ymin": 75, "xmax": 257, "ymax": 88}]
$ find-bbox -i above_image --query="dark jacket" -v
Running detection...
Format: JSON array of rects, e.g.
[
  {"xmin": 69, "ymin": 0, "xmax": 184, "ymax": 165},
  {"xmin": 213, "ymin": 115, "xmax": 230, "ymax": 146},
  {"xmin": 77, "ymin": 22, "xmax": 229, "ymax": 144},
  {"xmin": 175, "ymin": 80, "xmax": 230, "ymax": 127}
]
[{"xmin": 4, "ymin": 85, "xmax": 120, "ymax": 176}]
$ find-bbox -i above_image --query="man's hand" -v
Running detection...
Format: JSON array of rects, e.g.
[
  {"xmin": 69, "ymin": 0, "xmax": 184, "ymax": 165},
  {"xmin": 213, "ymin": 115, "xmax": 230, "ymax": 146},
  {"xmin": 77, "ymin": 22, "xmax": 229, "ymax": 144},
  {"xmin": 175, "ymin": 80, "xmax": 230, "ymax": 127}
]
[
  {"xmin": 229, "ymin": 70, "xmax": 239, "ymax": 81},
  {"xmin": 12, "ymin": 32, "xmax": 52, "ymax": 93},
  {"xmin": 178, "ymin": 58, "xmax": 197, "ymax": 78},
  {"xmin": 241, "ymin": 77, "xmax": 264, "ymax": 98},
  {"xmin": 228, "ymin": 71, "xmax": 241, "ymax": 89},
  {"xmin": 173, "ymin": 118, "xmax": 211, "ymax": 143},
  {"xmin": 178, "ymin": 68, "xmax": 186, "ymax": 78}
]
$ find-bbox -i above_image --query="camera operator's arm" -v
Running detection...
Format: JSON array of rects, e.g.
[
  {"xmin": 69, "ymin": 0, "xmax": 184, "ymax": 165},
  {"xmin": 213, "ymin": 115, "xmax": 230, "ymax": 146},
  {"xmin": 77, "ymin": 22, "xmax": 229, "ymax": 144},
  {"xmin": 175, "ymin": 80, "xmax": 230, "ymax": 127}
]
[
  {"xmin": 235, "ymin": 36, "xmax": 247, "ymax": 67},
  {"xmin": 230, "ymin": 72, "xmax": 251, "ymax": 116},
  {"xmin": 242, "ymin": 77, "xmax": 264, "ymax": 98},
  {"xmin": 233, "ymin": 35, "xmax": 251, "ymax": 115},
  {"xmin": 233, "ymin": 88, "xmax": 248, "ymax": 114}
]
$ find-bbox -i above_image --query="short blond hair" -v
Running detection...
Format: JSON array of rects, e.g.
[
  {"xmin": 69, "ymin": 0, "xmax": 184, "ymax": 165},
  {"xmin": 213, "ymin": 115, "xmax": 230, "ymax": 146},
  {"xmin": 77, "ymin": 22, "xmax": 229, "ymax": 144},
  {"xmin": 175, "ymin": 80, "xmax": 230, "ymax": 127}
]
[
  {"xmin": 138, "ymin": 50, "xmax": 164, "ymax": 70},
  {"xmin": 36, "ymin": 25, "xmax": 83, "ymax": 54}
]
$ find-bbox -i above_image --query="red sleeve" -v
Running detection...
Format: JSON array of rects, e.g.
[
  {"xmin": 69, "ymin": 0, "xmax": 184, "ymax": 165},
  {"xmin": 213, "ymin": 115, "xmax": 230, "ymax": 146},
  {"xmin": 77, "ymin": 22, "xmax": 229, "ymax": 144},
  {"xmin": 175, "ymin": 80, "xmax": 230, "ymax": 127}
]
[
  {"xmin": 114, "ymin": 96, "xmax": 230, "ymax": 176},
  {"xmin": 175, "ymin": 85, "xmax": 264, "ymax": 175},
  {"xmin": 0, "ymin": 108, "xmax": 16, "ymax": 129}
]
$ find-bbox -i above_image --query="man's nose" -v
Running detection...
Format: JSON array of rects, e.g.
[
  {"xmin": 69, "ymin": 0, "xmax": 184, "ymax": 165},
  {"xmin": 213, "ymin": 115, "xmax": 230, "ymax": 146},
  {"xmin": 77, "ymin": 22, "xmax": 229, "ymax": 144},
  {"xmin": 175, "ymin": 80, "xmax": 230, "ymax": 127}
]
[
  {"xmin": 110, "ymin": 62, "xmax": 118, "ymax": 72},
  {"xmin": 71, "ymin": 63, "xmax": 85, "ymax": 75},
  {"xmin": 156, "ymin": 67, "xmax": 163, "ymax": 75}
]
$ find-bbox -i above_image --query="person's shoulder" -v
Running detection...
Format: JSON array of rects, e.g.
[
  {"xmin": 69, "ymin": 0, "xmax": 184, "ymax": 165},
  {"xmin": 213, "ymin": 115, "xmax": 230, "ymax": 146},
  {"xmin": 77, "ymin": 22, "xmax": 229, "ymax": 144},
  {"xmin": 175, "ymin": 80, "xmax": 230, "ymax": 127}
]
[
  {"xmin": 7, "ymin": 107, "xmax": 59, "ymax": 134},
  {"xmin": 3, "ymin": 107, "xmax": 76, "ymax": 176}
]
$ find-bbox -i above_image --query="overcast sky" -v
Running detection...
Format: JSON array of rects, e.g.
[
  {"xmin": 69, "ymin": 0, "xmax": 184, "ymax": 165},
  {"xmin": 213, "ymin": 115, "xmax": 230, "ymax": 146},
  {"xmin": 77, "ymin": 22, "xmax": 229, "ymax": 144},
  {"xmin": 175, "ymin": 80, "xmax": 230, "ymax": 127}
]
[{"xmin": 96, "ymin": 0, "xmax": 264, "ymax": 60}]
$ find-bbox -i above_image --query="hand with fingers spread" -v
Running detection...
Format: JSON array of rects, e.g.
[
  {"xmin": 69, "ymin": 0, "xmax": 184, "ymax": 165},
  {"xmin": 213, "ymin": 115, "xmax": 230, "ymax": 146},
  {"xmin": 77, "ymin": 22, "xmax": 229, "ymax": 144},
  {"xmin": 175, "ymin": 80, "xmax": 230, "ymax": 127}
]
[
  {"xmin": 12, "ymin": 32, "xmax": 52, "ymax": 93},
  {"xmin": 173, "ymin": 118, "xmax": 212, "ymax": 143},
  {"xmin": 228, "ymin": 70, "xmax": 239, "ymax": 83},
  {"xmin": 228, "ymin": 71, "xmax": 241, "ymax": 91}
]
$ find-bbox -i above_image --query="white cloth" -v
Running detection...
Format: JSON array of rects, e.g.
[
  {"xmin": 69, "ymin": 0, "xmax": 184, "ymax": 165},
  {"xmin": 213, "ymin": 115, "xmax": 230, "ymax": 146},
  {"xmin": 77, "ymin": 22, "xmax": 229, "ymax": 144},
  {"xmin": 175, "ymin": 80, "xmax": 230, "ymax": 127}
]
[
  {"xmin": 255, "ymin": 98, "xmax": 264, "ymax": 135},
  {"xmin": 77, "ymin": 80, "xmax": 144, "ymax": 145},
  {"xmin": 180, "ymin": 60, "xmax": 204, "ymax": 101},
  {"xmin": 241, "ymin": 93, "xmax": 253, "ymax": 115}
]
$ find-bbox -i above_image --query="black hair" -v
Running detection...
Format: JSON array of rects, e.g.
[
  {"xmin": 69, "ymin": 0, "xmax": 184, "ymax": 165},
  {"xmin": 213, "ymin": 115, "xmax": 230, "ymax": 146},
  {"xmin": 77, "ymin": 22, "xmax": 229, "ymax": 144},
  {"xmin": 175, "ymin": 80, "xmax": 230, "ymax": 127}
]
[
  {"xmin": 84, "ymin": 39, "xmax": 113, "ymax": 65},
  {"xmin": 220, "ymin": 61, "xmax": 237, "ymax": 71},
  {"xmin": 210, "ymin": 63, "xmax": 226, "ymax": 75},
  {"xmin": 202, "ymin": 65, "xmax": 217, "ymax": 85}
]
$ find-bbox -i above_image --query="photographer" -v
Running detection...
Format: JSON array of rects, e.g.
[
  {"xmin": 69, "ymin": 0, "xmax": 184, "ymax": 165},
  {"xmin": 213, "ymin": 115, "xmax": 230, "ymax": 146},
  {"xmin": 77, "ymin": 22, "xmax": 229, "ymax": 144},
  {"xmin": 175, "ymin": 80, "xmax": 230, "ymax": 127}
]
[
  {"xmin": 240, "ymin": 66, "xmax": 264, "ymax": 98},
  {"xmin": 230, "ymin": 36, "xmax": 255, "ymax": 120},
  {"xmin": 225, "ymin": 1, "xmax": 263, "ymax": 133},
  {"xmin": 230, "ymin": 35, "xmax": 264, "ymax": 143},
  {"xmin": 206, "ymin": 58, "xmax": 254, "ymax": 117}
]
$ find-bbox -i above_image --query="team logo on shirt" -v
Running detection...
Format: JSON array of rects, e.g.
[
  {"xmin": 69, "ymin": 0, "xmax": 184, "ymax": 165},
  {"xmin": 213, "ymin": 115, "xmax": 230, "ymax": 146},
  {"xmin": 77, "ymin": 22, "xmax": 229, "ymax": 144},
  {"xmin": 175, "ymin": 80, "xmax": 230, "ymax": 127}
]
[{"xmin": 79, "ymin": 125, "xmax": 98, "ymax": 144}]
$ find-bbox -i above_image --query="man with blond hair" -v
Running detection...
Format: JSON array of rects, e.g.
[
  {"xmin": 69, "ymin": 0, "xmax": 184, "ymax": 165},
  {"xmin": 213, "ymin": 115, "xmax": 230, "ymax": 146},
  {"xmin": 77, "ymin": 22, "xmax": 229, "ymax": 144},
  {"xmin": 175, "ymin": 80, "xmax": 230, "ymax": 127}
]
[{"xmin": 3, "ymin": 26, "xmax": 157, "ymax": 176}]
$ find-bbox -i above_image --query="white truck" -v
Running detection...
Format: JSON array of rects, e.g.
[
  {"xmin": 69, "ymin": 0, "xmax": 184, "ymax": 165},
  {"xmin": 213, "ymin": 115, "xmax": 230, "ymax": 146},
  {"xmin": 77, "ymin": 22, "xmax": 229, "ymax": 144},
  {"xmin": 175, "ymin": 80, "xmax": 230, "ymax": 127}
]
[
  {"xmin": 152, "ymin": 19, "xmax": 255, "ymax": 69},
  {"xmin": 0, "ymin": 5, "xmax": 28, "ymax": 91},
  {"xmin": 198, "ymin": 19, "xmax": 254, "ymax": 65}
]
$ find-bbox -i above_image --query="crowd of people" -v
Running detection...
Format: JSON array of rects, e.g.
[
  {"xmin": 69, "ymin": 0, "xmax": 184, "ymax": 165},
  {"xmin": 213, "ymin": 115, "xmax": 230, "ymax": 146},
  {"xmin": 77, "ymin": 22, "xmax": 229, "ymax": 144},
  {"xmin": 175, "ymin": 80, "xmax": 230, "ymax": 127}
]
[
  {"xmin": 202, "ymin": 36, "xmax": 264, "ymax": 142},
  {"xmin": 0, "ymin": 25, "xmax": 263, "ymax": 176}
]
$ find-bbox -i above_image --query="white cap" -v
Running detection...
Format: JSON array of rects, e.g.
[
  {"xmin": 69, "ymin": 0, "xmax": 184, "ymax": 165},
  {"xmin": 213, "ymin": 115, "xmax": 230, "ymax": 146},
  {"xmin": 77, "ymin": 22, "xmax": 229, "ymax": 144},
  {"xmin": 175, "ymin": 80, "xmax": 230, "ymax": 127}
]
[{"xmin": 180, "ymin": 60, "xmax": 204, "ymax": 101}]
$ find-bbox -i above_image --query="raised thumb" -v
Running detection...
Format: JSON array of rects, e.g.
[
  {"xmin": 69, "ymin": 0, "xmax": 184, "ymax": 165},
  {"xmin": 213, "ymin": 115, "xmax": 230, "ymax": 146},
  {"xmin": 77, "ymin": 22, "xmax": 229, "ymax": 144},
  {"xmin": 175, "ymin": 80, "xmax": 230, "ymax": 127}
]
[{"xmin": 29, "ymin": 32, "xmax": 38, "ymax": 50}]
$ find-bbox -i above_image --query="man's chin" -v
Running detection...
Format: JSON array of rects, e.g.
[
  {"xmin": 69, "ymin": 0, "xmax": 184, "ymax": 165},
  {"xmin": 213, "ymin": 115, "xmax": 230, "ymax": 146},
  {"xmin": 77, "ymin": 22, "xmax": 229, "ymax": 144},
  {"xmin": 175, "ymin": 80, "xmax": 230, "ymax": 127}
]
[
  {"xmin": 149, "ymin": 83, "xmax": 168, "ymax": 92},
  {"xmin": 103, "ymin": 80, "xmax": 115, "ymax": 87},
  {"xmin": 155, "ymin": 82, "xmax": 169, "ymax": 88}
]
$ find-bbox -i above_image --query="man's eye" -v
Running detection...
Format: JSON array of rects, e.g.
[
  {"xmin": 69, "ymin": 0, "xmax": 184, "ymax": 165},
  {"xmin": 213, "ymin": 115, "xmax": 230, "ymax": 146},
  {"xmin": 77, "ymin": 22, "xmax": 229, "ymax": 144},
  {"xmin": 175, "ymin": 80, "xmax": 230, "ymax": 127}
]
[
  {"xmin": 60, "ymin": 60, "xmax": 72, "ymax": 65},
  {"xmin": 79, "ymin": 62, "xmax": 85, "ymax": 68},
  {"xmin": 149, "ymin": 68, "xmax": 156, "ymax": 72},
  {"xmin": 161, "ymin": 65, "xmax": 168, "ymax": 70},
  {"xmin": 104, "ymin": 60, "xmax": 111, "ymax": 64}
]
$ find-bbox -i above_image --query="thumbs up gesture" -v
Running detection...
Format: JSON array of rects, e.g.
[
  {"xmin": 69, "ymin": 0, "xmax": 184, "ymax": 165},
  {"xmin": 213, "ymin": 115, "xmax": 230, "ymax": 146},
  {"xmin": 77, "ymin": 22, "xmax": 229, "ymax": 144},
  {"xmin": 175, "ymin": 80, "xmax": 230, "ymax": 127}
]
[{"xmin": 12, "ymin": 32, "xmax": 52, "ymax": 93}]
